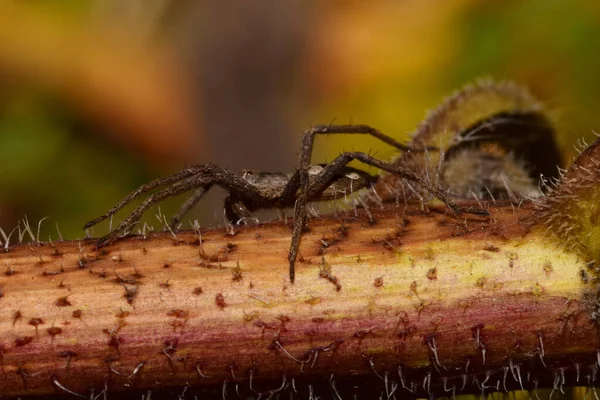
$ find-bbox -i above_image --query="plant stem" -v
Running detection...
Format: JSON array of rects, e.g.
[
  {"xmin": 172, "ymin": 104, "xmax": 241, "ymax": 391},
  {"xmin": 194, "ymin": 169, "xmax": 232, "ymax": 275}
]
[{"xmin": 0, "ymin": 203, "xmax": 593, "ymax": 398}]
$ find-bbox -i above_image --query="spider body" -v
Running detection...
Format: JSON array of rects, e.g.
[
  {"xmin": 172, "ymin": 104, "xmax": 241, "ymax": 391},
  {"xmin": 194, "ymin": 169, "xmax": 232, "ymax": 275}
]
[
  {"xmin": 85, "ymin": 124, "xmax": 453, "ymax": 283},
  {"xmin": 222, "ymin": 165, "xmax": 378, "ymax": 223},
  {"xmin": 85, "ymin": 162, "xmax": 375, "ymax": 241}
]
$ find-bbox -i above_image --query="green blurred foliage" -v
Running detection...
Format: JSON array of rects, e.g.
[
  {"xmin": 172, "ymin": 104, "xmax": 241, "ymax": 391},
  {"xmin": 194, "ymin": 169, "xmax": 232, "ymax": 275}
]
[
  {"xmin": 0, "ymin": 0, "xmax": 198, "ymax": 240},
  {"xmin": 0, "ymin": 87, "xmax": 151, "ymax": 239}
]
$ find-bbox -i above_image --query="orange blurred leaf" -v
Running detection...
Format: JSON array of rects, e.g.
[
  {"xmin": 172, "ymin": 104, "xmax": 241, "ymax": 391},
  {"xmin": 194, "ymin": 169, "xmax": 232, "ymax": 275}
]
[{"xmin": 0, "ymin": 2, "xmax": 204, "ymax": 165}]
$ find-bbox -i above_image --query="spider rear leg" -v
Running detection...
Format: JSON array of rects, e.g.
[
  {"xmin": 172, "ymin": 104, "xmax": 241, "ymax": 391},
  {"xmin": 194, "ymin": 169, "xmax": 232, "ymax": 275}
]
[
  {"xmin": 313, "ymin": 151, "xmax": 489, "ymax": 216},
  {"xmin": 298, "ymin": 125, "xmax": 434, "ymax": 168}
]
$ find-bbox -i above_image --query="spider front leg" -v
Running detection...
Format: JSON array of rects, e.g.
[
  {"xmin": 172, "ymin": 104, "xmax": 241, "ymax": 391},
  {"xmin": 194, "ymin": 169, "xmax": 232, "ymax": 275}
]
[
  {"xmin": 94, "ymin": 176, "xmax": 206, "ymax": 246},
  {"xmin": 92, "ymin": 164, "xmax": 266, "ymax": 247},
  {"xmin": 84, "ymin": 167, "xmax": 203, "ymax": 230}
]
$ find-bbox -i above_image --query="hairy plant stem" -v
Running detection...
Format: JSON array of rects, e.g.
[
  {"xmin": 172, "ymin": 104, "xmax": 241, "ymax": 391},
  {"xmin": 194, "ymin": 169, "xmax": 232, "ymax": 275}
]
[{"xmin": 0, "ymin": 203, "xmax": 594, "ymax": 398}]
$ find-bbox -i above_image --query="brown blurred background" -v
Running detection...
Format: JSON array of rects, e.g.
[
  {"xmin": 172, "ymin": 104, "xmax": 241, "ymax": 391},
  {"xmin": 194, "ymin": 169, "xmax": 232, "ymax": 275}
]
[{"xmin": 1, "ymin": 0, "xmax": 600, "ymax": 241}]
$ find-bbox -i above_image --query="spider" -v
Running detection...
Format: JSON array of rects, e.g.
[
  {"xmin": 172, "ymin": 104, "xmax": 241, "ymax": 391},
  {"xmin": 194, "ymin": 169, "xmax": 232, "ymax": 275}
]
[{"xmin": 84, "ymin": 124, "xmax": 483, "ymax": 282}]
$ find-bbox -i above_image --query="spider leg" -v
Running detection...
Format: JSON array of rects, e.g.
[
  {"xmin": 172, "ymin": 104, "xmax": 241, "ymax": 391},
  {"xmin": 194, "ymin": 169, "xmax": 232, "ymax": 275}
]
[
  {"xmin": 288, "ymin": 169, "xmax": 309, "ymax": 283},
  {"xmin": 96, "ymin": 177, "xmax": 205, "ymax": 246},
  {"xmin": 169, "ymin": 183, "xmax": 258, "ymax": 229},
  {"xmin": 278, "ymin": 170, "xmax": 301, "ymax": 205},
  {"xmin": 299, "ymin": 124, "xmax": 434, "ymax": 159},
  {"xmin": 170, "ymin": 186, "xmax": 212, "ymax": 229},
  {"xmin": 309, "ymin": 151, "xmax": 489, "ymax": 216},
  {"xmin": 286, "ymin": 125, "xmax": 433, "ymax": 284},
  {"xmin": 296, "ymin": 124, "xmax": 433, "ymax": 200},
  {"xmin": 171, "ymin": 168, "xmax": 261, "ymax": 228},
  {"xmin": 84, "ymin": 167, "xmax": 202, "ymax": 230},
  {"xmin": 95, "ymin": 164, "xmax": 266, "ymax": 247}
]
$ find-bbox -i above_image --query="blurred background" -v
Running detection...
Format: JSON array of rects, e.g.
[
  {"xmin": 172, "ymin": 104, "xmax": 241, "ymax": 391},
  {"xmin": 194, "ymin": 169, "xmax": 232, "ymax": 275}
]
[
  {"xmin": 1, "ymin": 0, "xmax": 600, "ymax": 242},
  {"xmin": 2, "ymin": 2, "xmax": 600, "ymax": 399}
]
